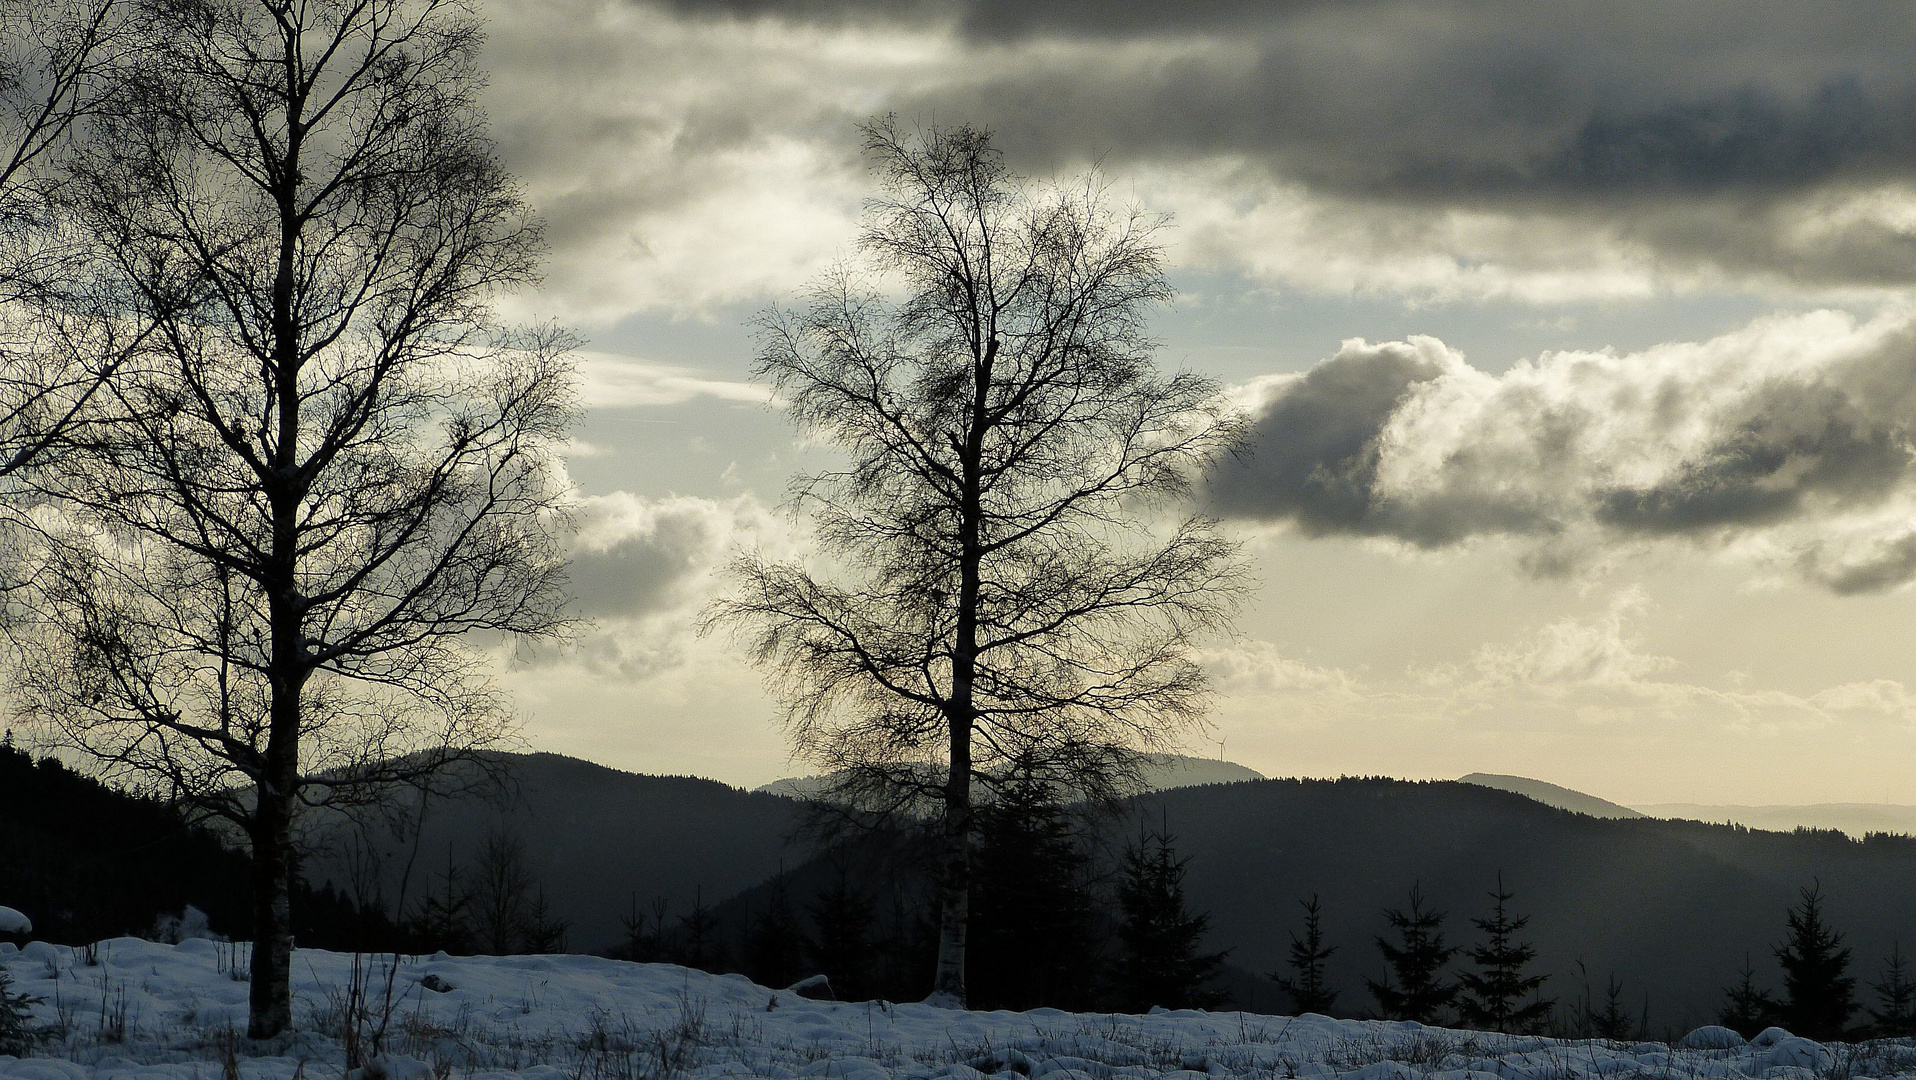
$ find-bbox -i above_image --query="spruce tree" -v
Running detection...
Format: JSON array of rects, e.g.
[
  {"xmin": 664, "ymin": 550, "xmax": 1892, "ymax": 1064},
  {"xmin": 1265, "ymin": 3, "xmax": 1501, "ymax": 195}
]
[
  {"xmin": 521, "ymin": 888, "xmax": 570, "ymax": 955},
  {"xmin": 745, "ymin": 875, "xmax": 810, "ymax": 989},
  {"xmin": 1272, "ymin": 894, "xmax": 1339, "ymax": 1016},
  {"xmin": 1869, "ymin": 942, "xmax": 1916, "ymax": 1038},
  {"xmin": 1456, "ymin": 876, "xmax": 1553, "ymax": 1034},
  {"xmin": 1588, "ymin": 973, "xmax": 1633, "ymax": 1040},
  {"xmin": 1719, "ymin": 953, "xmax": 1779, "ymax": 1038},
  {"xmin": 968, "ymin": 766, "xmax": 1100, "ymax": 1011},
  {"xmin": 673, "ymin": 887, "xmax": 725, "ymax": 973},
  {"xmin": 809, "ymin": 869, "xmax": 879, "ymax": 1001},
  {"xmin": 1367, "ymin": 884, "xmax": 1457, "ymax": 1024},
  {"xmin": 1774, "ymin": 882, "xmax": 1855, "ymax": 1040},
  {"xmin": 0, "ymin": 967, "xmax": 39, "ymax": 1056},
  {"xmin": 1110, "ymin": 827, "xmax": 1229, "ymax": 1012},
  {"xmin": 410, "ymin": 847, "xmax": 472, "ymax": 954}
]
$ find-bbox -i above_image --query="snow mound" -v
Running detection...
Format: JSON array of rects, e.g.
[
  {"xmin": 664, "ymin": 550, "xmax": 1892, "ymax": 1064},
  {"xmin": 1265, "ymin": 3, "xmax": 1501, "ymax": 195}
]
[
  {"xmin": 4, "ymin": 940, "xmax": 1915, "ymax": 1080},
  {"xmin": 0, "ymin": 908, "xmax": 29, "ymax": 936},
  {"xmin": 1678, "ymin": 1026, "xmax": 1747, "ymax": 1050}
]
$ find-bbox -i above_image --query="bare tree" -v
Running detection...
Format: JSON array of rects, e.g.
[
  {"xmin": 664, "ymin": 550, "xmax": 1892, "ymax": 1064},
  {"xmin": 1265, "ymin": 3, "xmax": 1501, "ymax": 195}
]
[
  {"xmin": 0, "ymin": 0, "xmax": 140, "ymax": 494},
  {"xmin": 708, "ymin": 119, "xmax": 1246, "ymax": 1007},
  {"xmin": 6, "ymin": 0, "xmax": 573, "ymax": 1038}
]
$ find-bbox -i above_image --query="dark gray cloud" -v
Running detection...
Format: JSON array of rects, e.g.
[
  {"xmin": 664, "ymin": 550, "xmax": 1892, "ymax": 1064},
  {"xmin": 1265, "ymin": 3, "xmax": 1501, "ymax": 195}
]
[
  {"xmin": 1207, "ymin": 340, "xmax": 1444, "ymax": 536},
  {"xmin": 1207, "ymin": 314, "xmax": 1916, "ymax": 590}
]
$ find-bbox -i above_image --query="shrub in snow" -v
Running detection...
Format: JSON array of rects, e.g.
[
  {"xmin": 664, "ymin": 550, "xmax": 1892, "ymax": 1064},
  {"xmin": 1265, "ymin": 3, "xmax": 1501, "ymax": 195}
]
[
  {"xmin": 0, "ymin": 966, "xmax": 39, "ymax": 1055},
  {"xmin": 148, "ymin": 905, "xmax": 220, "ymax": 944},
  {"xmin": 1678, "ymin": 1025, "xmax": 1748, "ymax": 1050}
]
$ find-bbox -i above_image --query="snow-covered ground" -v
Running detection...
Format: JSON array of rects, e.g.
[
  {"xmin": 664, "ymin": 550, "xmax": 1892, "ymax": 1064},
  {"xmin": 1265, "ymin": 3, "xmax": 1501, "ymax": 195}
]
[{"xmin": 2, "ymin": 938, "xmax": 1911, "ymax": 1080}]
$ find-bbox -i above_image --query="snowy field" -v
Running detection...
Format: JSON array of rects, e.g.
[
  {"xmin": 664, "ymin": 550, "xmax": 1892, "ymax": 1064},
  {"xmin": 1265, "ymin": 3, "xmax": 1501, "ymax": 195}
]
[{"xmin": 2, "ymin": 938, "xmax": 1913, "ymax": 1080}]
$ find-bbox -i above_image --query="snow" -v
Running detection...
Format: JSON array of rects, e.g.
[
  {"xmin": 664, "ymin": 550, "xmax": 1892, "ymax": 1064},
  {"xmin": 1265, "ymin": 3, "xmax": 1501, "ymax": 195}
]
[
  {"xmin": 4, "ymin": 938, "xmax": 1915, "ymax": 1080},
  {"xmin": 0, "ymin": 909, "xmax": 30, "ymax": 936}
]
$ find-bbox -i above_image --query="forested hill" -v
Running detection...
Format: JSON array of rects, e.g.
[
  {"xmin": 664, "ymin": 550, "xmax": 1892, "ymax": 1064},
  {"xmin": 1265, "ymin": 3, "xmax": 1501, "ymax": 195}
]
[
  {"xmin": 1151, "ymin": 777, "xmax": 1916, "ymax": 1030},
  {"xmin": 303, "ymin": 752, "xmax": 807, "ymax": 953},
  {"xmin": 708, "ymin": 774, "xmax": 1916, "ymax": 1030},
  {"xmin": 0, "ymin": 740, "xmax": 375, "ymax": 946}
]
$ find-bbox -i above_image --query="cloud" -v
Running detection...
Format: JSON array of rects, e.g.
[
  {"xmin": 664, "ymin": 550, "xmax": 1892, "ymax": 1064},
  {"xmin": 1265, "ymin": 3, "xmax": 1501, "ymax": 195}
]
[
  {"xmin": 1208, "ymin": 309, "xmax": 1916, "ymax": 590},
  {"xmin": 576, "ymin": 351, "xmax": 771, "ymax": 409},
  {"xmin": 472, "ymin": 2, "xmax": 1916, "ymax": 316},
  {"xmin": 565, "ymin": 492, "xmax": 792, "ymax": 622}
]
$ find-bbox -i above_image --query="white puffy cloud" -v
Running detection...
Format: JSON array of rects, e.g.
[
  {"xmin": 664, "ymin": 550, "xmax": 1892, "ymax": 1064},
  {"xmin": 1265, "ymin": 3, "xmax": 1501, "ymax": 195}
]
[{"xmin": 1211, "ymin": 309, "xmax": 1916, "ymax": 590}]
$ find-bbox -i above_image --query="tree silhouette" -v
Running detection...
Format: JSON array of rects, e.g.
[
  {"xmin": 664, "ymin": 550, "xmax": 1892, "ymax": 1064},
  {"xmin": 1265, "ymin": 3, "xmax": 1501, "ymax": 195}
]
[
  {"xmin": 1110, "ymin": 825, "xmax": 1227, "ymax": 1012},
  {"xmin": 1367, "ymin": 885, "xmax": 1457, "ymax": 1023},
  {"xmin": 968, "ymin": 760, "xmax": 1100, "ymax": 1011},
  {"xmin": 806, "ymin": 866, "xmax": 887, "ymax": 1001},
  {"xmin": 707, "ymin": 118, "xmax": 1246, "ymax": 1006},
  {"xmin": 1272, "ymin": 893, "xmax": 1339, "ymax": 1016},
  {"xmin": 1719, "ymin": 953, "xmax": 1779, "ymax": 1038},
  {"xmin": 1869, "ymin": 942, "xmax": 1916, "ymax": 1038},
  {"xmin": 745, "ymin": 874, "xmax": 810, "ymax": 990},
  {"xmin": 1774, "ymin": 881, "xmax": 1855, "ymax": 1039},
  {"xmin": 1456, "ymin": 875, "xmax": 1553, "ymax": 1034},
  {"xmin": 9, "ymin": 0, "xmax": 571, "ymax": 1037}
]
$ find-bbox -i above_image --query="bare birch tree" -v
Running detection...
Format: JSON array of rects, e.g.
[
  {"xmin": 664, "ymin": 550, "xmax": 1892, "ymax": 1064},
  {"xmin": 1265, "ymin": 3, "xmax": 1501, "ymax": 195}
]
[
  {"xmin": 6, "ymin": 0, "xmax": 573, "ymax": 1038},
  {"xmin": 0, "ymin": 0, "xmax": 139, "ymax": 493},
  {"xmin": 708, "ymin": 119, "xmax": 1247, "ymax": 1007}
]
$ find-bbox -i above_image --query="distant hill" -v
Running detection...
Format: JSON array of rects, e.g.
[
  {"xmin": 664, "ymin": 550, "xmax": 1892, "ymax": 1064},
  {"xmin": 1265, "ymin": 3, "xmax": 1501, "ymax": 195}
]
[
  {"xmin": 304, "ymin": 752, "xmax": 805, "ymax": 953},
  {"xmin": 1459, "ymin": 772, "xmax": 1645, "ymax": 819},
  {"xmin": 755, "ymin": 753, "xmax": 1265, "ymax": 799},
  {"xmin": 305, "ymin": 753, "xmax": 1916, "ymax": 1031},
  {"xmin": 716, "ymin": 774, "xmax": 1916, "ymax": 1030},
  {"xmin": 1147, "ymin": 778, "xmax": 1916, "ymax": 1030},
  {"xmin": 1634, "ymin": 802, "xmax": 1916, "ymax": 838}
]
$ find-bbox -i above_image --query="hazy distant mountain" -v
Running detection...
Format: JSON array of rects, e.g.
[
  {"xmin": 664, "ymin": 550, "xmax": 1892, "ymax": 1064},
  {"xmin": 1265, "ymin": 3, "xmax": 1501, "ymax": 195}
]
[
  {"xmin": 1634, "ymin": 802, "xmax": 1916, "ymax": 838},
  {"xmin": 1459, "ymin": 772, "xmax": 1645, "ymax": 819},
  {"xmin": 755, "ymin": 753, "xmax": 1265, "ymax": 799}
]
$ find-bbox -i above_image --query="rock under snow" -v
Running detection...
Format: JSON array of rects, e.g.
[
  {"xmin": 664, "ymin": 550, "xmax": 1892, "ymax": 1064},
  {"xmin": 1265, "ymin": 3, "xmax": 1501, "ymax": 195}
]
[{"xmin": 0, "ymin": 908, "xmax": 29, "ymax": 936}]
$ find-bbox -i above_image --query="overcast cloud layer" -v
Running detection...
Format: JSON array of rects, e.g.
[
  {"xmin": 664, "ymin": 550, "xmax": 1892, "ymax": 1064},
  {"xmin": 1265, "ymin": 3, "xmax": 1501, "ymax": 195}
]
[{"xmin": 484, "ymin": 0, "xmax": 1916, "ymax": 319}]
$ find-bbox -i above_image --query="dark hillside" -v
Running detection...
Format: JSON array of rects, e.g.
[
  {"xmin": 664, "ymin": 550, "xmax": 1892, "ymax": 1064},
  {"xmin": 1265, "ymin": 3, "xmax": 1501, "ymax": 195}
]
[
  {"xmin": 0, "ymin": 739, "xmax": 379, "ymax": 946},
  {"xmin": 304, "ymin": 752, "xmax": 807, "ymax": 953},
  {"xmin": 1152, "ymin": 777, "xmax": 1916, "ymax": 1031}
]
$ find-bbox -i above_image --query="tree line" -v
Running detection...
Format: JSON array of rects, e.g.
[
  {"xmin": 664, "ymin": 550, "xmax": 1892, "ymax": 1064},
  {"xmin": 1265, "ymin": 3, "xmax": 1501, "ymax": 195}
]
[{"xmin": 1264, "ymin": 876, "xmax": 1916, "ymax": 1042}]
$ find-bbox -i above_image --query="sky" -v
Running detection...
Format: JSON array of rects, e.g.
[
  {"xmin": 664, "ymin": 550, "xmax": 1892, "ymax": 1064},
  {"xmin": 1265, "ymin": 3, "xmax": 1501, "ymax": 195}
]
[{"xmin": 473, "ymin": 0, "xmax": 1916, "ymax": 806}]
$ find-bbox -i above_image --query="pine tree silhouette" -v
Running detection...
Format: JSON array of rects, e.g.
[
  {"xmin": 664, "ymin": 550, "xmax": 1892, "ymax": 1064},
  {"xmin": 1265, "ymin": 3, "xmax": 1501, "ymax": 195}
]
[
  {"xmin": 1366, "ymin": 884, "xmax": 1457, "ymax": 1023},
  {"xmin": 0, "ymin": 966, "xmax": 39, "ymax": 1055},
  {"xmin": 1719, "ymin": 953, "xmax": 1779, "ymax": 1038},
  {"xmin": 808, "ymin": 867, "xmax": 878, "ymax": 1001},
  {"xmin": 1456, "ymin": 875, "xmax": 1553, "ymax": 1034},
  {"xmin": 1774, "ymin": 881, "xmax": 1855, "ymax": 1040},
  {"xmin": 673, "ymin": 887, "xmax": 725, "ymax": 973},
  {"xmin": 1588, "ymin": 973, "xmax": 1633, "ymax": 1040},
  {"xmin": 969, "ymin": 766, "xmax": 1100, "ymax": 1011},
  {"xmin": 1110, "ymin": 825, "xmax": 1228, "ymax": 1012},
  {"xmin": 745, "ymin": 873, "xmax": 810, "ymax": 990},
  {"xmin": 1272, "ymin": 894, "xmax": 1339, "ymax": 1016},
  {"xmin": 410, "ymin": 846, "xmax": 472, "ymax": 954},
  {"xmin": 1869, "ymin": 942, "xmax": 1916, "ymax": 1038},
  {"xmin": 520, "ymin": 887, "xmax": 570, "ymax": 954}
]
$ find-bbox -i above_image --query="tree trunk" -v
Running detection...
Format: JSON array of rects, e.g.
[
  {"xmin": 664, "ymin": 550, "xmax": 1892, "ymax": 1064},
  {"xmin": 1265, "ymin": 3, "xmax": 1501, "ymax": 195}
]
[
  {"xmin": 929, "ymin": 334, "xmax": 994, "ymax": 1008},
  {"xmin": 246, "ymin": 779, "xmax": 296, "ymax": 1039},
  {"xmin": 929, "ymin": 709, "xmax": 973, "ymax": 1007}
]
